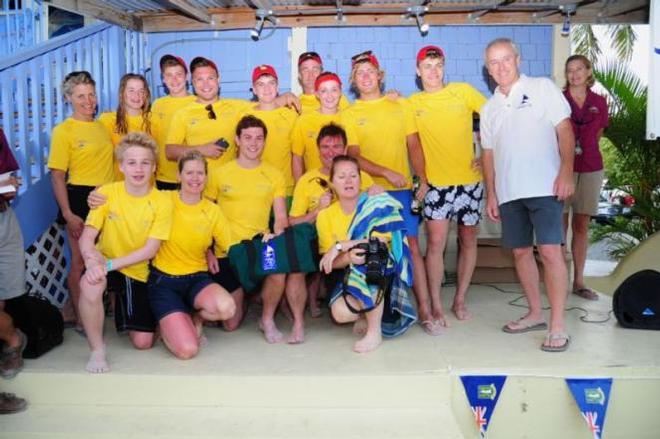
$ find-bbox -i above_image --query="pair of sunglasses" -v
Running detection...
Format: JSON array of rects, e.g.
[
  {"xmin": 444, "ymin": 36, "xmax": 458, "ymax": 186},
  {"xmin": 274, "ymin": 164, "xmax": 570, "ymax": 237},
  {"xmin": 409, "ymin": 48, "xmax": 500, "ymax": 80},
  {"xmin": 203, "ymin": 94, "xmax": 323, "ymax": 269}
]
[
  {"xmin": 205, "ymin": 104, "xmax": 216, "ymax": 120},
  {"xmin": 351, "ymin": 50, "xmax": 373, "ymax": 64},
  {"xmin": 312, "ymin": 177, "xmax": 330, "ymax": 189},
  {"xmin": 299, "ymin": 51, "xmax": 321, "ymax": 62}
]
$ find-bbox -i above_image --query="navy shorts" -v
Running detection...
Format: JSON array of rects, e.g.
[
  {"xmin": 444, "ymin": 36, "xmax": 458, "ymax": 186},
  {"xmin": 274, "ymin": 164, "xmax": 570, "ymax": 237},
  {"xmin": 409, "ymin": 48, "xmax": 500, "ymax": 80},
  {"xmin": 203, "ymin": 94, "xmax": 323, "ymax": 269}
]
[
  {"xmin": 387, "ymin": 189, "xmax": 420, "ymax": 237},
  {"xmin": 211, "ymin": 257, "xmax": 243, "ymax": 293},
  {"xmin": 147, "ymin": 267, "xmax": 215, "ymax": 321},
  {"xmin": 56, "ymin": 184, "xmax": 95, "ymax": 225},
  {"xmin": 499, "ymin": 196, "xmax": 564, "ymax": 249},
  {"xmin": 107, "ymin": 271, "xmax": 157, "ymax": 333}
]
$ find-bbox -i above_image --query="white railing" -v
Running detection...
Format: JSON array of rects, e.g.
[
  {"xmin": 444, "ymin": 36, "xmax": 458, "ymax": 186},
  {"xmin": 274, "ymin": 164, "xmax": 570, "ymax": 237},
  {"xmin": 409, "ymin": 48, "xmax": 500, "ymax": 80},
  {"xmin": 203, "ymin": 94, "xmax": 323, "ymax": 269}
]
[
  {"xmin": 0, "ymin": 23, "xmax": 148, "ymax": 191},
  {"xmin": 0, "ymin": 0, "xmax": 44, "ymax": 57}
]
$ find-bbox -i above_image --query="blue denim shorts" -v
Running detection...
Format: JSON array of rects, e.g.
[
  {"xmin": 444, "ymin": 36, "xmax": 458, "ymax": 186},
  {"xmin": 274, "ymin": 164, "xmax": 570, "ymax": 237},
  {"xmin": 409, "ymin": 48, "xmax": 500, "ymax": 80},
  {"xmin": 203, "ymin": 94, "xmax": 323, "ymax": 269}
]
[
  {"xmin": 147, "ymin": 267, "xmax": 214, "ymax": 321},
  {"xmin": 499, "ymin": 196, "xmax": 564, "ymax": 249},
  {"xmin": 387, "ymin": 189, "xmax": 420, "ymax": 237}
]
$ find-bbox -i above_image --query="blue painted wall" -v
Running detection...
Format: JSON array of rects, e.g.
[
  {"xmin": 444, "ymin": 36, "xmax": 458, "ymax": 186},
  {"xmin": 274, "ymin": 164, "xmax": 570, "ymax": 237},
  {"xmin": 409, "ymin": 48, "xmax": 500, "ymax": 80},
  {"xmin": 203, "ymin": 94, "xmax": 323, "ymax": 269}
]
[
  {"xmin": 307, "ymin": 25, "xmax": 553, "ymax": 99},
  {"xmin": 146, "ymin": 28, "xmax": 293, "ymax": 99}
]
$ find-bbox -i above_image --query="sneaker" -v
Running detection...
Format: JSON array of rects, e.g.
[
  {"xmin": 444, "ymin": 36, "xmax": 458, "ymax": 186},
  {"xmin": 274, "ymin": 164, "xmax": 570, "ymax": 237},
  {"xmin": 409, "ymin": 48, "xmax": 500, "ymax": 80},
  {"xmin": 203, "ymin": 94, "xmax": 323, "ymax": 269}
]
[
  {"xmin": 0, "ymin": 329, "xmax": 27, "ymax": 379},
  {"xmin": 0, "ymin": 392, "xmax": 28, "ymax": 414}
]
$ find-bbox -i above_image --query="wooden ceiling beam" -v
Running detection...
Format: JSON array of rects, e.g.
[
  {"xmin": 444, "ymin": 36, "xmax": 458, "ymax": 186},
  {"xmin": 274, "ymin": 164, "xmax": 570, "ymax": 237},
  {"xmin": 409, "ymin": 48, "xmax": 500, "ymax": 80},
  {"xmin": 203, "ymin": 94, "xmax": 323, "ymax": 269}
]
[
  {"xmin": 46, "ymin": 0, "xmax": 142, "ymax": 31},
  {"xmin": 159, "ymin": 0, "xmax": 213, "ymax": 24},
  {"xmin": 139, "ymin": 4, "xmax": 648, "ymax": 32}
]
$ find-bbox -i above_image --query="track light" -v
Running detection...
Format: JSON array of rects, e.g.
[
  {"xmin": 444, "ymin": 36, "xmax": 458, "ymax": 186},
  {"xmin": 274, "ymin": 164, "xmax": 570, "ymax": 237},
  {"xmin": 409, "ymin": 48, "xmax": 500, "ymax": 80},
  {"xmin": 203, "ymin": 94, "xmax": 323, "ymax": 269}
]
[
  {"xmin": 559, "ymin": 4, "xmax": 577, "ymax": 37},
  {"xmin": 407, "ymin": 5, "xmax": 429, "ymax": 37},
  {"xmin": 250, "ymin": 9, "xmax": 276, "ymax": 41}
]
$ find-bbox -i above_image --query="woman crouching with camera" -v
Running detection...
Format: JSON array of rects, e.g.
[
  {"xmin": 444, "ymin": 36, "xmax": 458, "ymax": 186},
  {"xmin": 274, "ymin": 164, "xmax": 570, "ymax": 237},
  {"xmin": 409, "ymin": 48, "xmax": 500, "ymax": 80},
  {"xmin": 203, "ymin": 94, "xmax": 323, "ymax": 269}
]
[{"xmin": 317, "ymin": 156, "xmax": 417, "ymax": 353}]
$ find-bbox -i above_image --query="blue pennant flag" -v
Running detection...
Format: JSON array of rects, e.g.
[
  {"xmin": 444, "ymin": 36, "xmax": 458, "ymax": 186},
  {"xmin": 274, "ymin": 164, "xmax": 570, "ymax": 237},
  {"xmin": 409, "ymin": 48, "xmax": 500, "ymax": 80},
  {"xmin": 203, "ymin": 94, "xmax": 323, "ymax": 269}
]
[
  {"xmin": 566, "ymin": 378, "xmax": 613, "ymax": 439},
  {"xmin": 460, "ymin": 375, "xmax": 507, "ymax": 438}
]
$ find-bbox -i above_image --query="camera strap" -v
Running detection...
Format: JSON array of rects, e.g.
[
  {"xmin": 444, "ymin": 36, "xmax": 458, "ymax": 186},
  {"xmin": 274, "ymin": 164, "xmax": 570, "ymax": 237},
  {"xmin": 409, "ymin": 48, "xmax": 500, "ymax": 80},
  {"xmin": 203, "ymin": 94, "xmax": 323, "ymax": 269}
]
[{"xmin": 340, "ymin": 268, "xmax": 387, "ymax": 315}]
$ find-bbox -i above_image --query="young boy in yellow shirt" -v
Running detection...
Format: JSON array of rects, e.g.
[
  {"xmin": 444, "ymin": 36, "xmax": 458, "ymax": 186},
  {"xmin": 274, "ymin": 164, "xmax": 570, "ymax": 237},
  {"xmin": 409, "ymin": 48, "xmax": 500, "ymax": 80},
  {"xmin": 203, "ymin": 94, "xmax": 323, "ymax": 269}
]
[{"xmin": 78, "ymin": 132, "xmax": 172, "ymax": 374}]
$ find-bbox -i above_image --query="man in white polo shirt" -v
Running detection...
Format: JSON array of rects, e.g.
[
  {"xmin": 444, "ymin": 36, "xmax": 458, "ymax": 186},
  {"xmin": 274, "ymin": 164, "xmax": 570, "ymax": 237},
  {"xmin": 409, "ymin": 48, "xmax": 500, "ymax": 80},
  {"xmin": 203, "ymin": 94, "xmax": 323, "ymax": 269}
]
[{"xmin": 480, "ymin": 38, "xmax": 575, "ymax": 352}]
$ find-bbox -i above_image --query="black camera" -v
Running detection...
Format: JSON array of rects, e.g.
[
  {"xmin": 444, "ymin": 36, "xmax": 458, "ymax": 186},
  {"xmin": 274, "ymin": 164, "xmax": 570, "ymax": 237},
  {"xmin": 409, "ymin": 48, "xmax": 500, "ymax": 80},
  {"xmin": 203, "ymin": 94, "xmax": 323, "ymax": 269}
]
[
  {"xmin": 214, "ymin": 138, "xmax": 229, "ymax": 150},
  {"xmin": 355, "ymin": 237, "xmax": 389, "ymax": 286}
]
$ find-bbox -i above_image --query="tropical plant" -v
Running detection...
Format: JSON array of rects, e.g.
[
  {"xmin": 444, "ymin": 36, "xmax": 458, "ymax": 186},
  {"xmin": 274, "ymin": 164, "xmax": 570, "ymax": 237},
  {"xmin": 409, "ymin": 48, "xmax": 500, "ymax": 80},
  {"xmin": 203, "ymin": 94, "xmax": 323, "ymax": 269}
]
[
  {"xmin": 571, "ymin": 24, "xmax": 637, "ymax": 63},
  {"xmin": 591, "ymin": 62, "xmax": 660, "ymax": 259}
]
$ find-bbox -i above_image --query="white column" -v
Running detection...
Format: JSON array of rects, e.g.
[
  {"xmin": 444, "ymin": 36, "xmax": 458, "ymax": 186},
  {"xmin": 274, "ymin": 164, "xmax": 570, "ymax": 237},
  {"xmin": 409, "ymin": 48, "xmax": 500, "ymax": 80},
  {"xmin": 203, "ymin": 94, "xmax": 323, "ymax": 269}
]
[
  {"xmin": 289, "ymin": 27, "xmax": 307, "ymax": 95},
  {"xmin": 552, "ymin": 24, "xmax": 571, "ymax": 88}
]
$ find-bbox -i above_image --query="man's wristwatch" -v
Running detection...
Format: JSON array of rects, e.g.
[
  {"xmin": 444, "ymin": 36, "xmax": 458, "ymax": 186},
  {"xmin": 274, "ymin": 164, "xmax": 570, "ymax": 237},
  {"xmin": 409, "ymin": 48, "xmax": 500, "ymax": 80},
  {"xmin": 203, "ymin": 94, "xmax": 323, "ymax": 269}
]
[{"xmin": 334, "ymin": 241, "xmax": 343, "ymax": 252}]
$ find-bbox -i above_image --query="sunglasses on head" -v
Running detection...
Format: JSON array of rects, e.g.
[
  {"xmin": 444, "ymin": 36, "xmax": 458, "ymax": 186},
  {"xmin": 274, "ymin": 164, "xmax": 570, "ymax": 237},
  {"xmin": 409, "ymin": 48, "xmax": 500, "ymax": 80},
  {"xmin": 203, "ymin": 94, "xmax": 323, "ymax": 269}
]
[
  {"xmin": 351, "ymin": 50, "xmax": 373, "ymax": 64},
  {"xmin": 205, "ymin": 104, "xmax": 216, "ymax": 120},
  {"xmin": 299, "ymin": 51, "xmax": 320, "ymax": 61}
]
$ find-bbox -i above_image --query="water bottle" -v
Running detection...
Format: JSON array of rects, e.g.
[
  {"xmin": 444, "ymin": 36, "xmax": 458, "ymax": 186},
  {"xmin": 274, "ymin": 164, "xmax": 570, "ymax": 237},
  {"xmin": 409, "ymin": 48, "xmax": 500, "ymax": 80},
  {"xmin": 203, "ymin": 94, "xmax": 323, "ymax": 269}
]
[{"xmin": 411, "ymin": 176, "xmax": 423, "ymax": 215}]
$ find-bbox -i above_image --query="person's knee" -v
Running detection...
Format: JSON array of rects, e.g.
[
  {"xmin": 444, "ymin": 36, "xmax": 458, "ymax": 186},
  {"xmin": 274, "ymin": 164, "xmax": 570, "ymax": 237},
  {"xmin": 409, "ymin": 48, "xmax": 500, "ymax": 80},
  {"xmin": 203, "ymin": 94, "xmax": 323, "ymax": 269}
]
[
  {"xmin": 537, "ymin": 245, "xmax": 564, "ymax": 264},
  {"xmin": 572, "ymin": 216, "xmax": 590, "ymax": 235},
  {"xmin": 511, "ymin": 247, "xmax": 533, "ymax": 259},
  {"xmin": 130, "ymin": 333, "xmax": 154, "ymax": 350},
  {"xmin": 331, "ymin": 304, "xmax": 356, "ymax": 324},
  {"xmin": 458, "ymin": 227, "xmax": 478, "ymax": 248},
  {"xmin": 216, "ymin": 297, "xmax": 236, "ymax": 321}
]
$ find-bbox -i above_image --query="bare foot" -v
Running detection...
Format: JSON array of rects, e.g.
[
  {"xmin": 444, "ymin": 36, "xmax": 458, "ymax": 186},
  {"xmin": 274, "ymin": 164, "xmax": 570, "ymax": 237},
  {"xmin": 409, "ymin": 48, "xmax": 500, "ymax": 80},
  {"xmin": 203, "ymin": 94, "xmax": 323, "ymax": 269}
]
[
  {"xmin": 432, "ymin": 313, "xmax": 450, "ymax": 328},
  {"xmin": 352, "ymin": 318, "xmax": 368, "ymax": 336},
  {"xmin": 86, "ymin": 349, "xmax": 109, "ymax": 373},
  {"xmin": 310, "ymin": 305, "xmax": 323, "ymax": 318},
  {"xmin": 451, "ymin": 303, "xmax": 471, "ymax": 321},
  {"xmin": 353, "ymin": 331, "xmax": 382, "ymax": 353},
  {"xmin": 259, "ymin": 319, "xmax": 284, "ymax": 344},
  {"xmin": 287, "ymin": 322, "xmax": 305, "ymax": 344}
]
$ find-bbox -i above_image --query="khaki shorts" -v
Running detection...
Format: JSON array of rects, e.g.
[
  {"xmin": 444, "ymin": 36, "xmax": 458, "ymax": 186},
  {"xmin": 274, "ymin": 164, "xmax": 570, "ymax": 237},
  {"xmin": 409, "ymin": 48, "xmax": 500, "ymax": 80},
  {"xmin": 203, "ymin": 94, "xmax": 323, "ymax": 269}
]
[{"xmin": 564, "ymin": 170, "xmax": 604, "ymax": 216}]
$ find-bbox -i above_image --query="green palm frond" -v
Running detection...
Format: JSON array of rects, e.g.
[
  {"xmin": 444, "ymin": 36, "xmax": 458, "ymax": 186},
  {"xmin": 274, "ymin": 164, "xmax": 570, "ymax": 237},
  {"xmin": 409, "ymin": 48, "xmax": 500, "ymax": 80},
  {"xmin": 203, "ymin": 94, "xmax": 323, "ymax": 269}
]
[
  {"xmin": 592, "ymin": 62, "xmax": 660, "ymax": 259},
  {"xmin": 571, "ymin": 24, "xmax": 601, "ymax": 61},
  {"xmin": 606, "ymin": 25, "xmax": 637, "ymax": 62}
]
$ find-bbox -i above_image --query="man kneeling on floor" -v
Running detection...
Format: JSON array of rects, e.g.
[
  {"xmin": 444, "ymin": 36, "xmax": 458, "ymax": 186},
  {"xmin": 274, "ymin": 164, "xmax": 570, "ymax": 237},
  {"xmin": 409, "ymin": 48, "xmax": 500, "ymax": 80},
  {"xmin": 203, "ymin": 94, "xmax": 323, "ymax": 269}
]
[{"xmin": 79, "ymin": 132, "xmax": 173, "ymax": 373}]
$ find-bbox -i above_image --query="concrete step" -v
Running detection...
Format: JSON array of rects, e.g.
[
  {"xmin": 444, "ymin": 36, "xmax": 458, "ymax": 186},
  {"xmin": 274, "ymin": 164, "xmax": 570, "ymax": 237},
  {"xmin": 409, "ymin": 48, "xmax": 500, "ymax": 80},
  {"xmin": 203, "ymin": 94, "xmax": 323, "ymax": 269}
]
[{"xmin": 2, "ymin": 405, "xmax": 456, "ymax": 439}]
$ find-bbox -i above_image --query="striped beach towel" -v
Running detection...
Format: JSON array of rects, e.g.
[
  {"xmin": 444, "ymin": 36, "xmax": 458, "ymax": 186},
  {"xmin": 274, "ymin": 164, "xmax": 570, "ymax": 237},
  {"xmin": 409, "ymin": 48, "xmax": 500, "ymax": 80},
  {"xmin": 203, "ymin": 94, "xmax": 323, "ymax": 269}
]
[{"xmin": 330, "ymin": 192, "xmax": 418, "ymax": 337}]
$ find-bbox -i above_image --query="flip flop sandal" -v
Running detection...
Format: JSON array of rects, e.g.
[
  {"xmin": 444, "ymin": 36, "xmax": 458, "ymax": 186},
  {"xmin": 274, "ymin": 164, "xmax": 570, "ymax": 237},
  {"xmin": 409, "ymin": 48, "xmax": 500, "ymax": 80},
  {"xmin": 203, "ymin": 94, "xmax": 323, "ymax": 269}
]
[
  {"xmin": 541, "ymin": 332, "xmax": 571, "ymax": 352},
  {"xmin": 502, "ymin": 319, "xmax": 547, "ymax": 334}
]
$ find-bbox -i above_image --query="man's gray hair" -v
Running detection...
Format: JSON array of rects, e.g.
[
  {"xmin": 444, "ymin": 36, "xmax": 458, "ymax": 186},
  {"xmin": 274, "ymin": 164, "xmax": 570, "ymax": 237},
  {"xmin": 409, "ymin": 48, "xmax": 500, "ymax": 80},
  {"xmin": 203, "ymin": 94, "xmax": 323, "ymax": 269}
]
[{"xmin": 484, "ymin": 38, "xmax": 520, "ymax": 60}]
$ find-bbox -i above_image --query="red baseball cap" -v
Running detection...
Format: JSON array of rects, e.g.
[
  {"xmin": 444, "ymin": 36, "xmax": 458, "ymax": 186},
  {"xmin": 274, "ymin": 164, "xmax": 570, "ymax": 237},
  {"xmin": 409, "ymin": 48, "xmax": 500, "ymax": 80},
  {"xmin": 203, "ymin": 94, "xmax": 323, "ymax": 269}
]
[
  {"xmin": 416, "ymin": 45, "xmax": 445, "ymax": 64},
  {"xmin": 252, "ymin": 64, "xmax": 278, "ymax": 83},
  {"xmin": 351, "ymin": 50, "xmax": 379, "ymax": 68},
  {"xmin": 160, "ymin": 54, "xmax": 187, "ymax": 73},
  {"xmin": 314, "ymin": 72, "xmax": 342, "ymax": 91},
  {"xmin": 298, "ymin": 51, "xmax": 322, "ymax": 66}
]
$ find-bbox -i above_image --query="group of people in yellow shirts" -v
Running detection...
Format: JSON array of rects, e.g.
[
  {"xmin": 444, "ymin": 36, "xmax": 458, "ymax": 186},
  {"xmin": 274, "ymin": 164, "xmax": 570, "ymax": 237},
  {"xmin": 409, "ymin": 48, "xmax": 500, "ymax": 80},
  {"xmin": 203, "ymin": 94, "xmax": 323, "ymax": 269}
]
[{"xmin": 47, "ymin": 45, "xmax": 488, "ymax": 372}]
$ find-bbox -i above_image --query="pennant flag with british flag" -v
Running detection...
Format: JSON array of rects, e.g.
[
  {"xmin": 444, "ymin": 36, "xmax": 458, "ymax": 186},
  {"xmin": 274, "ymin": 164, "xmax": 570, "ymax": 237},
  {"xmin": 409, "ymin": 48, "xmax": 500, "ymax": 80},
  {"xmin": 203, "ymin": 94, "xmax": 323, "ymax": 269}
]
[
  {"xmin": 566, "ymin": 378, "xmax": 613, "ymax": 439},
  {"xmin": 460, "ymin": 375, "xmax": 507, "ymax": 438}
]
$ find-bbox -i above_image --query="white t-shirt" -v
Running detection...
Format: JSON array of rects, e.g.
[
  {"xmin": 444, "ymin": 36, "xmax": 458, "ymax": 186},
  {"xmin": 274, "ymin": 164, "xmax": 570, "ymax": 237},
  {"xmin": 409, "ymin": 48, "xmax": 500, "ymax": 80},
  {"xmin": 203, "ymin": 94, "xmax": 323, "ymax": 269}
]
[{"xmin": 480, "ymin": 74, "xmax": 571, "ymax": 205}]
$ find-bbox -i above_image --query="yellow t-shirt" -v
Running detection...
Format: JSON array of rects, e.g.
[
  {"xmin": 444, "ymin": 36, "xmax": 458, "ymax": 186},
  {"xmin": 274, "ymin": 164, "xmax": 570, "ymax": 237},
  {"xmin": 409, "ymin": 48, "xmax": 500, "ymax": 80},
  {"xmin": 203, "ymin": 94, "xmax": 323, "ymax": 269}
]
[
  {"xmin": 98, "ymin": 111, "xmax": 157, "ymax": 180},
  {"xmin": 151, "ymin": 95, "xmax": 196, "ymax": 183},
  {"xmin": 152, "ymin": 191, "xmax": 231, "ymax": 275},
  {"xmin": 340, "ymin": 97, "xmax": 416, "ymax": 190},
  {"xmin": 299, "ymin": 93, "xmax": 350, "ymax": 114},
  {"xmin": 315, "ymin": 201, "xmax": 356, "ymax": 254},
  {"xmin": 205, "ymin": 160, "xmax": 286, "ymax": 257},
  {"xmin": 47, "ymin": 118, "xmax": 114, "ymax": 186},
  {"xmin": 291, "ymin": 111, "xmax": 342, "ymax": 171},
  {"xmin": 166, "ymin": 99, "xmax": 252, "ymax": 174},
  {"xmin": 86, "ymin": 182, "xmax": 172, "ymax": 282},
  {"xmin": 408, "ymin": 83, "xmax": 486, "ymax": 186},
  {"xmin": 243, "ymin": 106, "xmax": 298, "ymax": 195},
  {"xmin": 290, "ymin": 168, "xmax": 374, "ymax": 217}
]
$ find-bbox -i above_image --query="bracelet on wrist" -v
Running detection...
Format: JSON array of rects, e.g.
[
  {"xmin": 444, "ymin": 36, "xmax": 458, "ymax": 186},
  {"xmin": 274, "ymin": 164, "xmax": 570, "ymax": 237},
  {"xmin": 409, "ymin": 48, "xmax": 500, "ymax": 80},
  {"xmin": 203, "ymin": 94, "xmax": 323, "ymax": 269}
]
[{"xmin": 106, "ymin": 259, "xmax": 113, "ymax": 272}]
